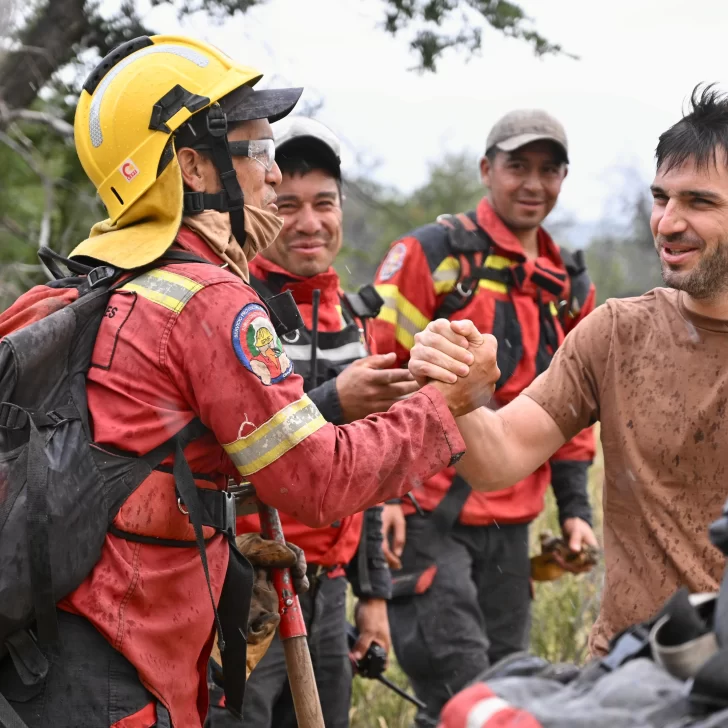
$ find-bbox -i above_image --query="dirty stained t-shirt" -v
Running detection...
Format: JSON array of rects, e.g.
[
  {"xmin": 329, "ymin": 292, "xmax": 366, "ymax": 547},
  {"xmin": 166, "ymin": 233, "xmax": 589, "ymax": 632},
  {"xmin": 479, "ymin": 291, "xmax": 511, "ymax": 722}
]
[{"xmin": 523, "ymin": 287, "xmax": 728, "ymax": 656}]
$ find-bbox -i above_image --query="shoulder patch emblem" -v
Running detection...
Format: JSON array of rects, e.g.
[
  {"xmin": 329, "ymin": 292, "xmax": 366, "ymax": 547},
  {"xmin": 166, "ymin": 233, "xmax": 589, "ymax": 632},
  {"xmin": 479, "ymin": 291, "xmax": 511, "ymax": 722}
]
[
  {"xmin": 379, "ymin": 242, "xmax": 407, "ymax": 281},
  {"xmin": 232, "ymin": 303, "xmax": 293, "ymax": 386}
]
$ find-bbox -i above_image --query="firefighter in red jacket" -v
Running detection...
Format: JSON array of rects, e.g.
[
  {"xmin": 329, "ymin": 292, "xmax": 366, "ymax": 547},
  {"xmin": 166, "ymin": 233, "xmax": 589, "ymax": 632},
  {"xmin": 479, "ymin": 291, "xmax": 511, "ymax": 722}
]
[
  {"xmin": 372, "ymin": 109, "xmax": 598, "ymax": 725},
  {"xmin": 0, "ymin": 36, "xmax": 501, "ymax": 728},
  {"xmin": 211, "ymin": 116, "xmax": 415, "ymax": 728}
]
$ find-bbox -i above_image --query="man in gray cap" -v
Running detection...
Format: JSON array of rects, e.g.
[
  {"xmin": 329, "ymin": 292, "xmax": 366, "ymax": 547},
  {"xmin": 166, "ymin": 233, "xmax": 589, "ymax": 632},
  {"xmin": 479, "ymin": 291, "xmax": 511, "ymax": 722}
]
[{"xmin": 371, "ymin": 109, "xmax": 599, "ymax": 725}]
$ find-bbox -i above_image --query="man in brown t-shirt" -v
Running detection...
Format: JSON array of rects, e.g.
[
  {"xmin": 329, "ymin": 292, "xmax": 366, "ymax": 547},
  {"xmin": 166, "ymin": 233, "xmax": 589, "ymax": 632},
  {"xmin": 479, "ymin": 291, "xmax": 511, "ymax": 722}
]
[{"xmin": 407, "ymin": 85, "xmax": 728, "ymax": 655}]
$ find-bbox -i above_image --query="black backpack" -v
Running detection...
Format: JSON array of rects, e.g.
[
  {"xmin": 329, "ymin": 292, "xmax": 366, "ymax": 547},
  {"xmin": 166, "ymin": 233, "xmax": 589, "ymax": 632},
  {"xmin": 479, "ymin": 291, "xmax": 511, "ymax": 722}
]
[{"xmin": 0, "ymin": 248, "xmax": 249, "ymax": 722}]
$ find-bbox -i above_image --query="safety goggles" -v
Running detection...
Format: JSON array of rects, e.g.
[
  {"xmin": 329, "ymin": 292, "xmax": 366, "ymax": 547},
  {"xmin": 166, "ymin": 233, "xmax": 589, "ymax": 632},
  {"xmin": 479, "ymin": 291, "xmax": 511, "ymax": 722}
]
[
  {"xmin": 228, "ymin": 138, "xmax": 276, "ymax": 171},
  {"xmin": 191, "ymin": 138, "xmax": 276, "ymax": 171}
]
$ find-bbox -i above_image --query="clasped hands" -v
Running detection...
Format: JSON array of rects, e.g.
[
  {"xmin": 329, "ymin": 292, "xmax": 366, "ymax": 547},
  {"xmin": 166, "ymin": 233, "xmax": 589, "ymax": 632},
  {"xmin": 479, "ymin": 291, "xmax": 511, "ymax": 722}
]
[{"xmin": 409, "ymin": 318, "xmax": 500, "ymax": 417}]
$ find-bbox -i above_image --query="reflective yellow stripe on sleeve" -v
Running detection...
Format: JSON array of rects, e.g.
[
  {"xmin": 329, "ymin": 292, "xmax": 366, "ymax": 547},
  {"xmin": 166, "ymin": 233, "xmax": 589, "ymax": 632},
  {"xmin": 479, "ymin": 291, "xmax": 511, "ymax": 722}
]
[
  {"xmin": 222, "ymin": 395, "xmax": 326, "ymax": 477},
  {"xmin": 375, "ymin": 284, "xmax": 431, "ymax": 351},
  {"xmin": 121, "ymin": 268, "xmax": 203, "ymax": 313}
]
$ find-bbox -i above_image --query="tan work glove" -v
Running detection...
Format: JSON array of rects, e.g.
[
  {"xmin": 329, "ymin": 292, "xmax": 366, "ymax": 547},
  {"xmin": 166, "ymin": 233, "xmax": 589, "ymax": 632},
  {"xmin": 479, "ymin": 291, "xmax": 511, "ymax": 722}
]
[
  {"xmin": 530, "ymin": 530, "xmax": 600, "ymax": 582},
  {"xmin": 211, "ymin": 533, "xmax": 309, "ymax": 678}
]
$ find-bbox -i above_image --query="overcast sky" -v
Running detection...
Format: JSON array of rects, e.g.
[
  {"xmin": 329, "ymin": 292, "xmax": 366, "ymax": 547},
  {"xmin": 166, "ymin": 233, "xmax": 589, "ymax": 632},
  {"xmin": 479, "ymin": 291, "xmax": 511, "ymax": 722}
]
[{"xmin": 143, "ymin": 0, "xmax": 728, "ymax": 232}]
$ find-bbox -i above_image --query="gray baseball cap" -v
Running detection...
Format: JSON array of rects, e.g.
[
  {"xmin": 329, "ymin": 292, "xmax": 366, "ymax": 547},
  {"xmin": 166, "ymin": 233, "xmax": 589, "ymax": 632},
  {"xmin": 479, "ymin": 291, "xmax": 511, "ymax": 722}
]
[
  {"xmin": 274, "ymin": 116, "xmax": 341, "ymax": 177},
  {"xmin": 486, "ymin": 109, "xmax": 569, "ymax": 163}
]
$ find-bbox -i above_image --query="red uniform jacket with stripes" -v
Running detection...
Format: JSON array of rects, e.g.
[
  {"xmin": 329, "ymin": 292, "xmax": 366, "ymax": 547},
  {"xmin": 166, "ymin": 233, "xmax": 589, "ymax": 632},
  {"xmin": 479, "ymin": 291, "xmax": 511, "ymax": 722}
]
[
  {"xmin": 58, "ymin": 226, "xmax": 465, "ymax": 727},
  {"xmin": 371, "ymin": 198, "xmax": 596, "ymax": 526}
]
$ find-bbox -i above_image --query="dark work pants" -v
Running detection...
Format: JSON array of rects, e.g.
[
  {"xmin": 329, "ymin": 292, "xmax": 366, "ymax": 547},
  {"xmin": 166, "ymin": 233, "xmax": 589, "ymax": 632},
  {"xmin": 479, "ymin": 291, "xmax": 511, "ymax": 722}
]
[
  {"xmin": 206, "ymin": 573, "xmax": 351, "ymax": 728},
  {"xmin": 389, "ymin": 514, "xmax": 531, "ymax": 726},
  {"xmin": 0, "ymin": 610, "xmax": 170, "ymax": 728}
]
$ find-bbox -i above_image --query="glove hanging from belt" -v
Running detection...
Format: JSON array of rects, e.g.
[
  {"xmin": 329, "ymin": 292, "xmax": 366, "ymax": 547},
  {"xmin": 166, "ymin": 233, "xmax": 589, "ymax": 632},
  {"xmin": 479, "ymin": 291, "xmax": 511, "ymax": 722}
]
[{"xmin": 211, "ymin": 533, "xmax": 309, "ymax": 677}]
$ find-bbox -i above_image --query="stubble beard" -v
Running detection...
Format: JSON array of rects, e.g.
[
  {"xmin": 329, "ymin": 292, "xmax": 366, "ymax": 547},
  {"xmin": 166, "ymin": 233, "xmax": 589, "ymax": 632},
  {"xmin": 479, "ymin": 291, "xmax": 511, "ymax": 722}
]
[{"xmin": 660, "ymin": 240, "xmax": 728, "ymax": 300}]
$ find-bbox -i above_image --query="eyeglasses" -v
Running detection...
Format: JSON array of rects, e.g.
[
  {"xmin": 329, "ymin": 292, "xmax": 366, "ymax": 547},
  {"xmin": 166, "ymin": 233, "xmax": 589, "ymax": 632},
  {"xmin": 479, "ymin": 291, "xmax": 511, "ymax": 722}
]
[{"xmin": 228, "ymin": 138, "xmax": 276, "ymax": 171}]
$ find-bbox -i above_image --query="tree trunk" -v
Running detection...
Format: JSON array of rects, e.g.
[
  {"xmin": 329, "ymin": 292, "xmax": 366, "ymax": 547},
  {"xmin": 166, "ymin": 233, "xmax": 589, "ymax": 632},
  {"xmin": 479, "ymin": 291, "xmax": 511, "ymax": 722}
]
[{"xmin": 0, "ymin": 0, "xmax": 89, "ymax": 110}]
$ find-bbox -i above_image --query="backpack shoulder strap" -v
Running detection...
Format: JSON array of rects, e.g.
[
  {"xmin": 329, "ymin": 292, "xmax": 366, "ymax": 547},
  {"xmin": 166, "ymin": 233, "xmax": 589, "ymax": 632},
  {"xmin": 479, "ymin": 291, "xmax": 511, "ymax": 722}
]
[
  {"xmin": 432, "ymin": 212, "xmax": 498, "ymax": 320},
  {"xmin": 436, "ymin": 212, "xmax": 493, "ymax": 253},
  {"xmin": 38, "ymin": 246, "xmax": 93, "ymax": 280}
]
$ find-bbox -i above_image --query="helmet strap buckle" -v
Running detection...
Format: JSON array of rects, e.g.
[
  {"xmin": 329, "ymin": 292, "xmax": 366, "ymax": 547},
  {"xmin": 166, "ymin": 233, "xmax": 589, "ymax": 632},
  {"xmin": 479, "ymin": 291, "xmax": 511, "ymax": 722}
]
[
  {"xmin": 206, "ymin": 104, "xmax": 228, "ymax": 138},
  {"xmin": 183, "ymin": 191, "xmax": 206, "ymax": 215}
]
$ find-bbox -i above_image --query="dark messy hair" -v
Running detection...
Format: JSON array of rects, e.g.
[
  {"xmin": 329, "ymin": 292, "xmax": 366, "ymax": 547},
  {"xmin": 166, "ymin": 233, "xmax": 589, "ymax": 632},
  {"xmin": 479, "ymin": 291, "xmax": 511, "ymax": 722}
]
[
  {"xmin": 277, "ymin": 143, "xmax": 342, "ymax": 196},
  {"xmin": 656, "ymin": 83, "xmax": 728, "ymax": 172}
]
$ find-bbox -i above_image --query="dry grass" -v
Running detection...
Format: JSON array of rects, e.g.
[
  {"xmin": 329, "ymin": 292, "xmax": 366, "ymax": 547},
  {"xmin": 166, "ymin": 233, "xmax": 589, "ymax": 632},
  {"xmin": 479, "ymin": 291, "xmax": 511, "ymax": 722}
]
[{"xmin": 349, "ymin": 438, "xmax": 605, "ymax": 726}]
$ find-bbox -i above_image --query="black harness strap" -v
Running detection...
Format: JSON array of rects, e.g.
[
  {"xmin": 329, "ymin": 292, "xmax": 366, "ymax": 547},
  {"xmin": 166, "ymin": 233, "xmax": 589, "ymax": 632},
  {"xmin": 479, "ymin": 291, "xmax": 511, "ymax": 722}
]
[
  {"xmin": 25, "ymin": 416, "xmax": 58, "ymax": 648},
  {"xmin": 425, "ymin": 475, "xmax": 472, "ymax": 540},
  {"xmin": 173, "ymin": 439, "xmax": 227, "ymax": 643},
  {"xmin": 0, "ymin": 693, "xmax": 30, "ymax": 728},
  {"xmin": 182, "ymin": 103, "xmax": 248, "ymax": 249},
  {"xmin": 217, "ymin": 542, "xmax": 254, "ymax": 718}
]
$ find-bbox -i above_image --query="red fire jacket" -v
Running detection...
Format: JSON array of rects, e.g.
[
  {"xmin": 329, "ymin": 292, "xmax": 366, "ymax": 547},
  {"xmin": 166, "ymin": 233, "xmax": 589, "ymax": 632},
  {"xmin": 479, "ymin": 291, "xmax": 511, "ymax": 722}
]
[
  {"xmin": 238, "ymin": 256, "xmax": 368, "ymax": 568},
  {"xmin": 372, "ymin": 198, "xmax": 596, "ymax": 526},
  {"xmin": 58, "ymin": 226, "xmax": 464, "ymax": 727}
]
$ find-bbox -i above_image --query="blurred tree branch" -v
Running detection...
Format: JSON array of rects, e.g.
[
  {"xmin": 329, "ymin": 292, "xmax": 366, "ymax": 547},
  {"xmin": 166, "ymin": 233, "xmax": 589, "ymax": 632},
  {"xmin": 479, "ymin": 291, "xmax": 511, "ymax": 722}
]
[
  {"xmin": 0, "ymin": 0, "xmax": 570, "ymax": 115},
  {"xmin": 0, "ymin": 0, "xmax": 87, "ymax": 110},
  {"xmin": 382, "ymin": 0, "xmax": 574, "ymax": 72},
  {"xmin": 0, "ymin": 0, "xmax": 569, "ymax": 308}
]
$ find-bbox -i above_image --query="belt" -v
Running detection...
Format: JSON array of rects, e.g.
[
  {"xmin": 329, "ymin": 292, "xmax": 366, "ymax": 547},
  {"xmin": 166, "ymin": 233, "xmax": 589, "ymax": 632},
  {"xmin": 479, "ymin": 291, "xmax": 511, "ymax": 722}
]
[{"xmin": 307, "ymin": 564, "xmax": 345, "ymax": 582}]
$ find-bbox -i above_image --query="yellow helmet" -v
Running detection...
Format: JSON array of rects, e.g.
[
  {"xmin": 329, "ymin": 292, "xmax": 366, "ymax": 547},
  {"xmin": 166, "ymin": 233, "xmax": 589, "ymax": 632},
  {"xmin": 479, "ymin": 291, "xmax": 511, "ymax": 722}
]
[
  {"xmin": 71, "ymin": 35, "xmax": 301, "ymax": 268},
  {"xmin": 255, "ymin": 327, "xmax": 274, "ymax": 348}
]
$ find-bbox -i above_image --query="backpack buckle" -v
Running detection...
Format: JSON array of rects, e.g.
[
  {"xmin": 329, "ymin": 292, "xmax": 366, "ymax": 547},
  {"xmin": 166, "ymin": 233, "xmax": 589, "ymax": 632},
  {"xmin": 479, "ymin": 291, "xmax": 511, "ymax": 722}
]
[
  {"xmin": 87, "ymin": 265, "xmax": 116, "ymax": 289},
  {"xmin": 219, "ymin": 491, "xmax": 235, "ymax": 538},
  {"xmin": 0, "ymin": 402, "xmax": 28, "ymax": 430}
]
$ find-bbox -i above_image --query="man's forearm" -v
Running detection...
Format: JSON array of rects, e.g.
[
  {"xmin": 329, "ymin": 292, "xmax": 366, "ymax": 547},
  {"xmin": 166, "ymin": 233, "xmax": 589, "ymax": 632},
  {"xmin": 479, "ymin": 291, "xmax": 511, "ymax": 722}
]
[
  {"xmin": 453, "ymin": 396, "xmax": 567, "ymax": 492},
  {"xmin": 453, "ymin": 408, "xmax": 517, "ymax": 491}
]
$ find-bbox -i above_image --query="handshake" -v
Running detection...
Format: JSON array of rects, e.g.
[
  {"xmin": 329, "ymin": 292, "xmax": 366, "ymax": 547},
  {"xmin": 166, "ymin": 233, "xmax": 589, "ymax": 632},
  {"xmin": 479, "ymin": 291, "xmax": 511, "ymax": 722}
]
[{"xmin": 409, "ymin": 319, "xmax": 501, "ymax": 418}]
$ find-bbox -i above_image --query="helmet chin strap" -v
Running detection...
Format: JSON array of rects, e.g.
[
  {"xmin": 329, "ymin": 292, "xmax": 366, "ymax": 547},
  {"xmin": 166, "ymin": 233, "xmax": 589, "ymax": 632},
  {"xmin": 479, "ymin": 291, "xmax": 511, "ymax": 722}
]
[{"xmin": 182, "ymin": 103, "xmax": 248, "ymax": 248}]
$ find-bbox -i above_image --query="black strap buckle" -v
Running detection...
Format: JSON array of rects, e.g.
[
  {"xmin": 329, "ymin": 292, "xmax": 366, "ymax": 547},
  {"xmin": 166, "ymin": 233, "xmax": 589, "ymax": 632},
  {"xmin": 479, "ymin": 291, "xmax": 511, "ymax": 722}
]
[
  {"xmin": 0, "ymin": 402, "xmax": 28, "ymax": 430},
  {"xmin": 206, "ymin": 104, "xmax": 228, "ymax": 137},
  {"xmin": 222, "ymin": 491, "xmax": 236, "ymax": 538},
  {"xmin": 45, "ymin": 410, "xmax": 67, "ymax": 426},
  {"xmin": 183, "ymin": 191, "xmax": 205, "ymax": 215},
  {"xmin": 5, "ymin": 629, "xmax": 49, "ymax": 687},
  {"xmin": 177, "ymin": 487, "xmax": 237, "ymax": 538},
  {"xmin": 343, "ymin": 285, "xmax": 384, "ymax": 320},
  {"xmin": 87, "ymin": 265, "xmax": 117, "ymax": 289}
]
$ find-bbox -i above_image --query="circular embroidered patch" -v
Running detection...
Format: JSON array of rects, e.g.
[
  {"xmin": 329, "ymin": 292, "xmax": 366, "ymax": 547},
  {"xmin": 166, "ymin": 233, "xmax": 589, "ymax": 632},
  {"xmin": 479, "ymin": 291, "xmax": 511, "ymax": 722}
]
[
  {"xmin": 232, "ymin": 303, "xmax": 293, "ymax": 386},
  {"xmin": 379, "ymin": 242, "xmax": 407, "ymax": 281}
]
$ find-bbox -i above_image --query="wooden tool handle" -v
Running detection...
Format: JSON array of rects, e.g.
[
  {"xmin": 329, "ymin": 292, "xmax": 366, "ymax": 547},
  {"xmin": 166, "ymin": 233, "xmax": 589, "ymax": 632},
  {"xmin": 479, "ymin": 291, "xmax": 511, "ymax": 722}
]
[{"xmin": 257, "ymin": 503, "xmax": 324, "ymax": 728}]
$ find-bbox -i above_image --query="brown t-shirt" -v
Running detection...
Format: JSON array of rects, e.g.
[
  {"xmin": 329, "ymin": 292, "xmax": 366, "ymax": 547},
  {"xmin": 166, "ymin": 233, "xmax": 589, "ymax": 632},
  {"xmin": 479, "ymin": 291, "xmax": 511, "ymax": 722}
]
[{"xmin": 524, "ymin": 287, "xmax": 727, "ymax": 655}]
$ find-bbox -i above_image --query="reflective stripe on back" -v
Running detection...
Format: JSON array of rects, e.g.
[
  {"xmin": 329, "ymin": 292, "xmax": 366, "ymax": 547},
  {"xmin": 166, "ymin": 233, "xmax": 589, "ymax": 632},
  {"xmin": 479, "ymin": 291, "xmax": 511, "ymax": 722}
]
[{"xmin": 120, "ymin": 268, "xmax": 203, "ymax": 313}]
